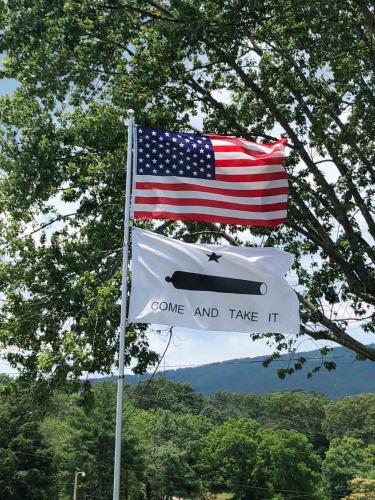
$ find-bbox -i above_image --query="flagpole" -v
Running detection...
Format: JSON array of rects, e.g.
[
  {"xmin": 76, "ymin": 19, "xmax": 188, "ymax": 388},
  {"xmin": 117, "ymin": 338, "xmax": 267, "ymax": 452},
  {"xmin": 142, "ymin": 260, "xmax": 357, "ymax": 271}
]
[{"xmin": 113, "ymin": 109, "xmax": 135, "ymax": 500}]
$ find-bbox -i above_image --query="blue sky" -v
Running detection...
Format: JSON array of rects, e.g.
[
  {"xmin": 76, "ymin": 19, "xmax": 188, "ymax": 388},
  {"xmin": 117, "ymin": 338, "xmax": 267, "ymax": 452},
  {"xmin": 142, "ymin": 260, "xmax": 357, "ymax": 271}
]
[
  {"xmin": 0, "ymin": 78, "xmax": 19, "ymax": 95},
  {"xmin": 0, "ymin": 49, "xmax": 20, "ymax": 95}
]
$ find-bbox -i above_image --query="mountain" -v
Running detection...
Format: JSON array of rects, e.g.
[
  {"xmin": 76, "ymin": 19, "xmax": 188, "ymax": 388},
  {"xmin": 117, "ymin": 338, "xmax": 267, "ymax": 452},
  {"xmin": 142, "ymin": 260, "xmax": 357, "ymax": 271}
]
[{"xmin": 102, "ymin": 345, "xmax": 375, "ymax": 399}]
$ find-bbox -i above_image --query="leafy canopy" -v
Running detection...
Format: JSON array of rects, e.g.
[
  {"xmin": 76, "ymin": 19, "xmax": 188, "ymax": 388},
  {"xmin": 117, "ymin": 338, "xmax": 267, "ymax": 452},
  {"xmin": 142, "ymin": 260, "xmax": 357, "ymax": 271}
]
[{"xmin": 0, "ymin": 0, "xmax": 374, "ymax": 382}]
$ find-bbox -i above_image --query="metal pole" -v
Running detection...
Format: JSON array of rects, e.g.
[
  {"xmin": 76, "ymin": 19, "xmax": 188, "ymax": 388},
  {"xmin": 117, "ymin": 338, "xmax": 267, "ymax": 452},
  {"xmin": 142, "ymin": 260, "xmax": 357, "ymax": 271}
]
[
  {"xmin": 112, "ymin": 110, "xmax": 135, "ymax": 500},
  {"xmin": 74, "ymin": 471, "xmax": 85, "ymax": 500}
]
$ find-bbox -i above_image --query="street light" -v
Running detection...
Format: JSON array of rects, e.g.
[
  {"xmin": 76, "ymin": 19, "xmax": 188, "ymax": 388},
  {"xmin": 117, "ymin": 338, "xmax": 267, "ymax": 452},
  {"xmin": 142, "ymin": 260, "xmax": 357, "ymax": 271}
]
[{"xmin": 73, "ymin": 471, "xmax": 86, "ymax": 500}]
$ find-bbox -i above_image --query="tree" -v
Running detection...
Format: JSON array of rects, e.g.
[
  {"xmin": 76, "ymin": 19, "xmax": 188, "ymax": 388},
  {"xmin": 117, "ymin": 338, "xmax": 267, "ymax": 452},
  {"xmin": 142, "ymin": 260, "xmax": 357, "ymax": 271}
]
[
  {"xmin": 130, "ymin": 408, "xmax": 211, "ymax": 498},
  {"xmin": 253, "ymin": 428, "xmax": 324, "ymax": 499},
  {"xmin": 41, "ymin": 382, "xmax": 145, "ymax": 499},
  {"xmin": 205, "ymin": 391, "xmax": 262, "ymax": 424},
  {"xmin": 145, "ymin": 442, "xmax": 201, "ymax": 499},
  {"xmin": 199, "ymin": 418, "xmax": 324, "ymax": 499},
  {"xmin": 258, "ymin": 391, "xmax": 329, "ymax": 451},
  {"xmin": 344, "ymin": 477, "xmax": 375, "ymax": 499},
  {"xmin": 322, "ymin": 437, "xmax": 375, "ymax": 498},
  {"xmin": 0, "ymin": 376, "xmax": 57, "ymax": 499},
  {"xmin": 0, "ymin": 0, "xmax": 374, "ymax": 383},
  {"xmin": 204, "ymin": 391, "xmax": 329, "ymax": 450},
  {"xmin": 323, "ymin": 394, "xmax": 375, "ymax": 445},
  {"xmin": 198, "ymin": 418, "xmax": 260, "ymax": 498},
  {"xmin": 130, "ymin": 377, "xmax": 205, "ymax": 414}
]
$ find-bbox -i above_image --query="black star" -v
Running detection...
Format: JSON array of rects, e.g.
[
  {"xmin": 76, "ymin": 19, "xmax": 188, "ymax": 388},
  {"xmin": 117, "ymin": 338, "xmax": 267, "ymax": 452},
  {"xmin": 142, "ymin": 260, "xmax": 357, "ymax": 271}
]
[{"xmin": 206, "ymin": 252, "xmax": 222, "ymax": 263}]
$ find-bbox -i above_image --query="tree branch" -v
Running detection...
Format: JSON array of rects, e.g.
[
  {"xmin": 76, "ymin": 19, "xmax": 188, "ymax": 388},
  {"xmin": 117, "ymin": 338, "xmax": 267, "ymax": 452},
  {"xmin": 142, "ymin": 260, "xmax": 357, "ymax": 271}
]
[
  {"xmin": 186, "ymin": 76, "xmax": 289, "ymax": 145},
  {"xmin": 29, "ymin": 213, "xmax": 77, "ymax": 235},
  {"xmin": 247, "ymin": 39, "xmax": 375, "ymax": 246},
  {"xmin": 288, "ymin": 186, "xmax": 375, "ymax": 298},
  {"xmin": 298, "ymin": 293, "xmax": 375, "ymax": 360},
  {"xmin": 355, "ymin": 0, "xmax": 375, "ymax": 36},
  {"xmin": 258, "ymin": 37, "xmax": 375, "ymax": 178}
]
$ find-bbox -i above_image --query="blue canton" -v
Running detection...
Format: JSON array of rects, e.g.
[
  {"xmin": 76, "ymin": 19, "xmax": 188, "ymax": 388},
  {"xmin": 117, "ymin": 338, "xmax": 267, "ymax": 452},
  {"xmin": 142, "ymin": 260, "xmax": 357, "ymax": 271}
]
[{"xmin": 136, "ymin": 126, "xmax": 216, "ymax": 179}]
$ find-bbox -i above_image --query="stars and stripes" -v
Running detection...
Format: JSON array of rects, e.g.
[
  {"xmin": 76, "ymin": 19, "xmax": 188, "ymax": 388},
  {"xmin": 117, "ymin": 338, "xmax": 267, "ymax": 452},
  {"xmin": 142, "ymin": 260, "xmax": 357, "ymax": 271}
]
[{"xmin": 132, "ymin": 126, "xmax": 289, "ymax": 227}]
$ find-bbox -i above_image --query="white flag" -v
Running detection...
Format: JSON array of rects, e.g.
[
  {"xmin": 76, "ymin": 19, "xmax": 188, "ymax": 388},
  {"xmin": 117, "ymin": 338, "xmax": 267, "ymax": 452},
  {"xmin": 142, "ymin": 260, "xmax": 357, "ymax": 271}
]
[{"xmin": 129, "ymin": 228, "xmax": 300, "ymax": 334}]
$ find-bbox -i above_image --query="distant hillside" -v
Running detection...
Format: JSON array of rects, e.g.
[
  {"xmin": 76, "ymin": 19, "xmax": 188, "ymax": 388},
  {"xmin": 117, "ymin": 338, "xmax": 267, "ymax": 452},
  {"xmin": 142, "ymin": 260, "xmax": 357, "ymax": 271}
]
[{"xmin": 102, "ymin": 345, "xmax": 375, "ymax": 399}]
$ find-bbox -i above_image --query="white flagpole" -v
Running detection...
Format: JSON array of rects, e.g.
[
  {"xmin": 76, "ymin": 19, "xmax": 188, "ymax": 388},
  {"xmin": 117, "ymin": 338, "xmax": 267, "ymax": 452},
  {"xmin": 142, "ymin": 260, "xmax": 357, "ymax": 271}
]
[{"xmin": 113, "ymin": 109, "xmax": 135, "ymax": 500}]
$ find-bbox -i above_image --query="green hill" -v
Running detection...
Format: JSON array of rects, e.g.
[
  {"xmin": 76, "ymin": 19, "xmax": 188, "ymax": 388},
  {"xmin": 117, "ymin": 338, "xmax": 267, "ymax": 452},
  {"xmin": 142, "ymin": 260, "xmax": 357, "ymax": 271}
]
[{"xmin": 118, "ymin": 345, "xmax": 375, "ymax": 399}]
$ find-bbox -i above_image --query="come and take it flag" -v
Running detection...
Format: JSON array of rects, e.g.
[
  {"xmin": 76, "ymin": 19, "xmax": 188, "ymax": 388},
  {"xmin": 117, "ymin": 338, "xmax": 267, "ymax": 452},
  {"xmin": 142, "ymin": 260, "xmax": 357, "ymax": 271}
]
[
  {"xmin": 132, "ymin": 126, "xmax": 288, "ymax": 227},
  {"xmin": 129, "ymin": 229, "xmax": 300, "ymax": 334}
]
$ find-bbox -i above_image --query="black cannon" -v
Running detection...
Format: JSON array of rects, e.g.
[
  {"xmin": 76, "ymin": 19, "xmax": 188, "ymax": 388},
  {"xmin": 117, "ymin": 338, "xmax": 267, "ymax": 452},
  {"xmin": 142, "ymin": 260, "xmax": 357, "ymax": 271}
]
[{"xmin": 165, "ymin": 271, "xmax": 267, "ymax": 295}]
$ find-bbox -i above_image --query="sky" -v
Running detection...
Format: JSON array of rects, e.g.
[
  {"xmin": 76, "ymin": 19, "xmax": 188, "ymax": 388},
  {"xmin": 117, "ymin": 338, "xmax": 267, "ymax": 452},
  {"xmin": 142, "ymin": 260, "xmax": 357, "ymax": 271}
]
[{"xmin": 0, "ymin": 71, "xmax": 373, "ymax": 377}]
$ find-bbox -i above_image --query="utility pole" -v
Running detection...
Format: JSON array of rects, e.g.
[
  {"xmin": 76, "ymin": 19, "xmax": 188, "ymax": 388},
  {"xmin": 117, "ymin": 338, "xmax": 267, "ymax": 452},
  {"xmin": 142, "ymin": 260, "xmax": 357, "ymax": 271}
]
[{"xmin": 73, "ymin": 471, "xmax": 86, "ymax": 500}]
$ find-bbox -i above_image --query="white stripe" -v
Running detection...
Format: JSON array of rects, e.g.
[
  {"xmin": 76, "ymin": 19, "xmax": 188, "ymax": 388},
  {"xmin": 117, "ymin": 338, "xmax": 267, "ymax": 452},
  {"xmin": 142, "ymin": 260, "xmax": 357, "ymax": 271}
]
[
  {"xmin": 133, "ymin": 204, "xmax": 287, "ymax": 220},
  {"xmin": 136, "ymin": 175, "xmax": 288, "ymax": 190},
  {"xmin": 215, "ymin": 165, "xmax": 286, "ymax": 175},
  {"xmin": 211, "ymin": 138, "xmax": 285, "ymax": 154},
  {"xmin": 134, "ymin": 189, "xmax": 288, "ymax": 205},
  {"xmin": 214, "ymin": 151, "xmax": 285, "ymax": 160}
]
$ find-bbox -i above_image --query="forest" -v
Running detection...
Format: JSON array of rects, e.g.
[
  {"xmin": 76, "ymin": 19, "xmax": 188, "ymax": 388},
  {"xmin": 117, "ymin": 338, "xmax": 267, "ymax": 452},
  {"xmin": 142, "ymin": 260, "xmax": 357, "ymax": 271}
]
[{"xmin": 0, "ymin": 375, "xmax": 374, "ymax": 499}]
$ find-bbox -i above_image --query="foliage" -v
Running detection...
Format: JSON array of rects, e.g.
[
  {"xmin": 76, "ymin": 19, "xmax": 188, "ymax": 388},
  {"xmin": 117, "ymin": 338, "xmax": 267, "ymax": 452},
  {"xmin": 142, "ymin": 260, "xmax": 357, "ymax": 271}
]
[
  {"xmin": 1, "ymin": 376, "xmax": 375, "ymax": 499},
  {"xmin": 198, "ymin": 418, "xmax": 260, "ymax": 498},
  {"xmin": 205, "ymin": 391, "xmax": 262, "ymax": 424},
  {"xmin": 42, "ymin": 382, "xmax": 145, "ymax": 499},
  {"xmin": 344, "ymin": 477, "xmax": 375, "ymax": 499},
  {"xmin": 0, "ymin": 375, "xmax": 56, "ymax": 499},
  {"xmin": 130, "ymin": 376, "xmax": 205, "ymax": 414},
  {"xmin": 323, "ymin": 394, "xmax": 375, "ymax": 445},
  {"xmin": 145, "ymin": 442, "xmax": 201, "ymax": 499},
  {"xmin": 0, "ymin": 0, "xmax": 374, "ymax": 384},
  {"xmin": 253, "ymin": 428, "xmax": 324, "ymax": 499},
  {"xmin": 258, "ymin": 391, "xmax": 329, "ymax": 451},
  {"xmin": 199, "ymin": 417, "xmax": 324, "ymax": 499},
  {"xmin": 322, "ymin": 437, "xmax": 375, "ymax": 498},
  {"xmin": 132, "ymin": 408, "xmax": 212, "ymax": 497},
  {"xmin": 202, "ymin": 389, "xmax": 329, "ymax": 451}
]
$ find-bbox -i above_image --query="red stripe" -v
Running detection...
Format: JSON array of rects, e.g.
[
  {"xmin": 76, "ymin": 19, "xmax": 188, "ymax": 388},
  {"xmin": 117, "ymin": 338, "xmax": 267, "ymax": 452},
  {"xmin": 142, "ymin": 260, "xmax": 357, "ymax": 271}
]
[
  {"xmin": 213, "ymin": 145, "xmax": 284, "ymax": 157},
  {"xmin": 215, "ymin": 157, "xmax": 284, "ymax": 167},
  {"xmin": 216, "ymin": 166, "xmax": 285, "ymax": 172},
  {"xmin": 135, "ymin": 182, "xmax": 289, "ymax": 197},
  {"xmin": 135, "ymin": 196, "xmax": 287, "ymax": 212},
  {"xmin": 133, "ymin": 211, "xmax": 286, "ymax": 227},
  {"xmin": 216, "ymin": 172, "xmax": 288, "ymax": 182},
  {"xmin": 209, "ymin": 135, "xmax": 288, "ymax": 147}
]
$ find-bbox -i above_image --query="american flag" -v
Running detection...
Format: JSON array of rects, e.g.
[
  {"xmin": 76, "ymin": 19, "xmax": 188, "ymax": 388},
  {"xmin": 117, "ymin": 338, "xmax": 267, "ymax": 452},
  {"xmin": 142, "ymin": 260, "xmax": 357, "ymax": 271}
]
[{"xmin": 132, "ymin": 126, "xmax": 288, "ymax": 227}]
